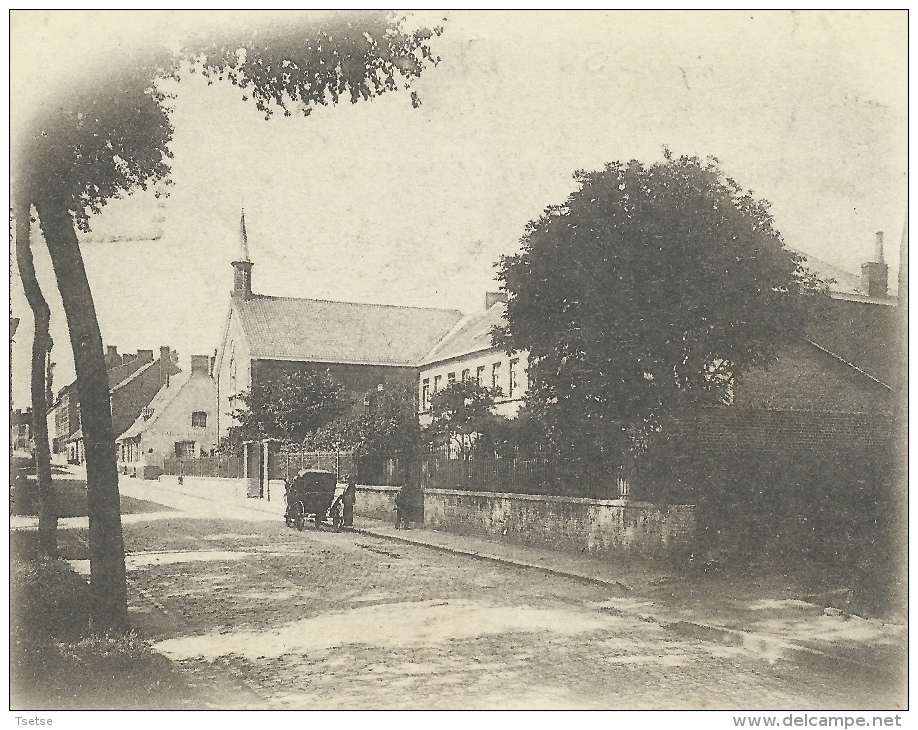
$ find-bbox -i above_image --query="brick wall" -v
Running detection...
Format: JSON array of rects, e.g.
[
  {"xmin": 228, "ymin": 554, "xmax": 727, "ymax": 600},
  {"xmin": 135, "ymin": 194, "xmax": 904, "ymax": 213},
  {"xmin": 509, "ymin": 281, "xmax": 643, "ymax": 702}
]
[{"xmin": 687, "ymin": 407, "xmax": 892, "ymax": 452}]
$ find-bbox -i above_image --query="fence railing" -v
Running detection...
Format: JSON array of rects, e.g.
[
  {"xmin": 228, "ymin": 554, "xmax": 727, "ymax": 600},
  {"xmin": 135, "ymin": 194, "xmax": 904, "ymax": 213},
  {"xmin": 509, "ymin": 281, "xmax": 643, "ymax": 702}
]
[
  {"xmin": 269, "ymin": 450, "xmax": 357, "ymax": 483},
  {"xmin": 417, "ymin": 454, "xmax": 623, "ymax": 500},
  {"xmin": 161, "ymin": 450, "xmax": 624, "ymax": 499},
  {"xmin": 163, "ymin": 456, "xmax": 244, "ymax": 479}
]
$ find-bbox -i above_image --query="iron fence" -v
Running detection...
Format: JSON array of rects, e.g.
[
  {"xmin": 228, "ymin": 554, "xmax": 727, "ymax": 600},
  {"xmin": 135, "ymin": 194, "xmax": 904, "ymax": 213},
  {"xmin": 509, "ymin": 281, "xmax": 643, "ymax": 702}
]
[
  {"xmin": 161, "ymin": 450, "xmax": 623, "ymax": 498},
  {"xmin": 268, "ymin": 450, "xmax": 357, "ymax": 482},
  {"xmin": 162, "ymin": 455, "xmax": 244, "ymax": 479},
  {"xmin": 416, "ymin": 454, "xmax": 623, "ymax": 499}
]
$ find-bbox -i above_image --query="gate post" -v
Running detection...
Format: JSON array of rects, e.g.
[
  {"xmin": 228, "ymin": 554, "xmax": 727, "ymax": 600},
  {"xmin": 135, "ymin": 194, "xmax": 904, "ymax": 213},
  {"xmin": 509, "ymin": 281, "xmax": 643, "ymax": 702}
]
[{"xmin": 263, "ymin": 440, "xmax": 270, "ymax": 501}]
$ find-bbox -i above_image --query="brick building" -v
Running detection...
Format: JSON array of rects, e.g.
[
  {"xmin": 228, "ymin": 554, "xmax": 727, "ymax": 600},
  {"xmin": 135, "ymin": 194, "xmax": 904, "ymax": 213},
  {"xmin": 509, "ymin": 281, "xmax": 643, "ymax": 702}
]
[
  {"xmin": 213, "ymin": 213, "xmax": 465, "ymax": 444},
  {"xmin": 11, "ymin": 408, "xmax": 33, "ymax": 453}
]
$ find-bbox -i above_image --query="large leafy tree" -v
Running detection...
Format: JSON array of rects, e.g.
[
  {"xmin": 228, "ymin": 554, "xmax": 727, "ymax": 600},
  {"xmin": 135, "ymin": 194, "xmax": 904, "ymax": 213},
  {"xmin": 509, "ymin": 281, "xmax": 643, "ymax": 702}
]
[
  {"xmin": 494, "ymin": 153, "xmax": 825, "ymax": 475},
  {"xmin": 12, "ymin": 11, "xmax": 443, "ymax": 630},
  {"xmin": 228, "ymin": 369, "xmax": 343, "ymax": 446}
]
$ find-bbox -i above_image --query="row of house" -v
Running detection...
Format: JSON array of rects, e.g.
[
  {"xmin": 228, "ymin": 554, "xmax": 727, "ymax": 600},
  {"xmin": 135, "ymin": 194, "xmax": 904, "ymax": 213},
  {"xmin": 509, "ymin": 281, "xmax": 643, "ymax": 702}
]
[{"xmin": 46, "ymin": 344, "xmax": 219, "ymax": 477}]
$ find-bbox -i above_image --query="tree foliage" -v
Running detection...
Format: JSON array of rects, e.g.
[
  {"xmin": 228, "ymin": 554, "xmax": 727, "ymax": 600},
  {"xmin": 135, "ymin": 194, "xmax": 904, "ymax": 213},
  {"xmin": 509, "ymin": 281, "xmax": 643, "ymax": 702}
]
[
  {"xmin": 193, "ymin": 11, "xmax": 442, "ymax": 118},
  {"xmin": 494, "ymin": 153, "xmax": 826, "ymax": 467},
  {"xmin": 426, "ymin": 379, "xmax": 506, "ymax": 458},
  {"xmin": 229, "ymin": 369, "xmax": 342, "ymax": 445},
  {"xmin": 306, "ymin": 382, "xmax": 422, "ymax": 457}
]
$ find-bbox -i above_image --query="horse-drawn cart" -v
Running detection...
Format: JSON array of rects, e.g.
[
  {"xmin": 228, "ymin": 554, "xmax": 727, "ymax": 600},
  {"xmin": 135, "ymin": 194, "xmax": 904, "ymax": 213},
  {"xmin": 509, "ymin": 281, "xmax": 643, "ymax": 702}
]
[{"xmin": 284, "ymin": 469, "xmax": 346, "ymax": 532}]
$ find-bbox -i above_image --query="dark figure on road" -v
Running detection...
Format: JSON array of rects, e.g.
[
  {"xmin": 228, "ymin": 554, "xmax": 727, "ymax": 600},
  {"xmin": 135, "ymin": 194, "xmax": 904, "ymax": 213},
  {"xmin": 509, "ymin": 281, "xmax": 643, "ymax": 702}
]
[
  {"xmin": 343, "ymin": 474, "xmax": 356, "ymax": 528},
  {"xmin": 395, "ymin": 484, "xmax": 410, "ymax": 530}
]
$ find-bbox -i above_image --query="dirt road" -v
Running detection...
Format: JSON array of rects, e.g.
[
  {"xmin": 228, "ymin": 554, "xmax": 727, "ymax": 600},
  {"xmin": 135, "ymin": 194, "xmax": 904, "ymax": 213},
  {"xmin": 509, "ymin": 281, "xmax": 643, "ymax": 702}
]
[{"xmin": 51, "ymin": 477, "xmax": 900, "ymax": 710}]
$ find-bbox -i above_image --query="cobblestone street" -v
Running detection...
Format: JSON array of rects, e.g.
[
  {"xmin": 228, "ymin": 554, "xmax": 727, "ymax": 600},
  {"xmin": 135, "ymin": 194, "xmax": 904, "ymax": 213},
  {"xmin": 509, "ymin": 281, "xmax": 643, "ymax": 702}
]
[{"xmin": 31, "ymin": 476, "xmax": 897, "ymax": 710}]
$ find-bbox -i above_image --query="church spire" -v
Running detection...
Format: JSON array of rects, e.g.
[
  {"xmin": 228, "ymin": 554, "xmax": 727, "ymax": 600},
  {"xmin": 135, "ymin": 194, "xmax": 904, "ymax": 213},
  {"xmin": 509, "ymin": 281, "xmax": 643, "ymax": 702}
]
[
  {"xmin": 232, "ymin": 208, "xmax": 254, "ymax": 299},
  {"xmin": 239, "ymin": 208, "xmax": 251, "ymax": 262}
]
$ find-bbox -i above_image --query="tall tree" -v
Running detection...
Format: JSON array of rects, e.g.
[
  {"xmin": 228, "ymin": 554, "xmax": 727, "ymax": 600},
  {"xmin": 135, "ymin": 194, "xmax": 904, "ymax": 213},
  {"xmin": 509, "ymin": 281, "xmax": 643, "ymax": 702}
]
[
  {"xmin": 13, "ymin": 11, "xmax": 443, "ymax": 630},
  {"xmin": 494, "ymin": 153, "xmax": 826, "ymax": 476},
  {"xmin": 14, "ymin": 203, "xmax": 56, "ymax": 556}
]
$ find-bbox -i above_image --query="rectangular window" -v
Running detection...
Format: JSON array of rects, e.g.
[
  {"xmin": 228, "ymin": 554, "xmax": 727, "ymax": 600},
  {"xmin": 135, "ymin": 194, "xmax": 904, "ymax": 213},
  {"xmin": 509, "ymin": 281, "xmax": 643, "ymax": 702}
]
[
  {"xmin": 422, "ymin": 379, "xmax": 430, "ymax": 410},
  {"xmin": 509, "ymin": 359, "xmax": 518, "ymax": 398},
  {"xmin": 476, "ymin": 365, "xmax": 486, "ymax": 386},
  {"xmin": 174, "ymin": 441, "xmax": 196, "ymax": 458},
  {"xmin": 491, "ymin": 362, "xmax": 502, "ymax": 394},
  {"xmin": 191, "ymin": 411, "xmax": 208, "ymax": 428},
  {"xmin": 433, "ymin": 374, "xmax": 442, "ymax": 393},
  {"xmin": 447, "ymin": 372, "xmax": 456, "ymax": 386},
  {"xmin": 461, "ymin": 369, "xmax": 471, "ymax": 382}
]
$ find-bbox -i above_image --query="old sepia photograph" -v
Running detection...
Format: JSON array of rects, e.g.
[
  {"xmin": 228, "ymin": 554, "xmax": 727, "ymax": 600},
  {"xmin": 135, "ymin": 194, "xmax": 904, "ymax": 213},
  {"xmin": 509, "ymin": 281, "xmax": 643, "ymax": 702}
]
[{"xmin": 9, "ymin": 9, "xmax": 907, "ymax": 717}]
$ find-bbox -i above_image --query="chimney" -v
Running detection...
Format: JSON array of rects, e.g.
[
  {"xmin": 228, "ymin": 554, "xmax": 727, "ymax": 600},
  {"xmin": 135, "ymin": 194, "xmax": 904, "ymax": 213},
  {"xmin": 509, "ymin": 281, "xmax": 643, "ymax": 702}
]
[
  {"xmin": 232, "ymin": 209, "xmax": 254, "ymax": 300},
  {"xmin": 861, "ymin": 230, "xmax": 889, "ymax": 298},
  {"xmin": 190, "ymin": 355, "xmax": 210, "ymax": 376},
  {"xmin": 160, "ymin": 346, "xmax": 171, "ymax": 386},
  {"xmin": 136, "ymin": 349, "xmax": 154, "ymax": 364},
  {"xmin": 104, "ymin": 345, "xmax": 122, "ymax": 370},
  {"xmin": 485, "ymin": 291, "xmax": 508, "ymax": 310}
]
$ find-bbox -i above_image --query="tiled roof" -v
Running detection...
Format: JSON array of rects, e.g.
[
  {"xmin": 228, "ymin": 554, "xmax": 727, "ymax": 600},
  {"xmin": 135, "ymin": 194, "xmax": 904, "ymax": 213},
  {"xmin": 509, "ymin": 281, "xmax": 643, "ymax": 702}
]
[
  {"xmin": 106, "ymin": 355, "xmax": 152, "ymax": 390},
  {"xmin": 795, "ymin": 251, "xmax": 863, "ymax": 296},
  {"xmin": 805, "ymin": 297, "xmax": 900, "ymax": 387},
  {"xmin": 117, "ymin": 372, "xmax": 192, "ymax": 440},
  {"xmin": 234, "ymin": 295, "xmax": 464, "ymax": 367},
  {"xmin": 421, "ymin": 301, "xmax": 507, "ymax": 364}
]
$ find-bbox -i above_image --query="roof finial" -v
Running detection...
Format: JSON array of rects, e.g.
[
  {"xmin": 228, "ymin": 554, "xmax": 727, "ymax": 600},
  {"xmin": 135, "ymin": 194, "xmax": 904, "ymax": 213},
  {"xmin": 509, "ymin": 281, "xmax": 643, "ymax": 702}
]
[{"xmin": 239, "ymin": 208, "xmax": 251, "ymax": 262}]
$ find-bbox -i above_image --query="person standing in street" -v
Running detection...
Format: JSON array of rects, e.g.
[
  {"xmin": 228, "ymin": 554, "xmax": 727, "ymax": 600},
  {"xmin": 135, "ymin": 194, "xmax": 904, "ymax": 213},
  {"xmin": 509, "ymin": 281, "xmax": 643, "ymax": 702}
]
[
  {"xmin": 394, "ymin": 483, "xmax": 410, "ymax": 530},
  {"xmin": 343, "ymin": 474, "xmax": 356, "ymax": 528}
]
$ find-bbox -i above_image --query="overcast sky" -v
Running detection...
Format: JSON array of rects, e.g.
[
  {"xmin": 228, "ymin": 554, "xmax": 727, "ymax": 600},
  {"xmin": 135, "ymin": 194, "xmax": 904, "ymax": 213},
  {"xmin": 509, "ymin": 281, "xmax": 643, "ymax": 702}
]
[{"xmin": 10, "ymin": 10, "xmax": 907, "ymax": 407}]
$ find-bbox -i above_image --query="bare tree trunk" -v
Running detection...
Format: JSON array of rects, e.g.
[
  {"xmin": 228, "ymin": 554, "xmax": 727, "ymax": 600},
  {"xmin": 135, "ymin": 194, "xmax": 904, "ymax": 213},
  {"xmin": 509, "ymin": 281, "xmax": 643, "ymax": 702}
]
[
  {"xmin": 34, "ymin": 193, "xmax": 128, "ymax": 632},
  {"xmin": 14, "ymin": 199, "xmax": 57, "ymax": 557}
]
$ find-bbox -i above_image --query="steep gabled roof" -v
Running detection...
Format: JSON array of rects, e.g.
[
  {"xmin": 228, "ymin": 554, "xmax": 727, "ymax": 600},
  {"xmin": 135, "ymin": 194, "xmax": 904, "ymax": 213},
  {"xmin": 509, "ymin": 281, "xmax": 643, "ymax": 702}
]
[
  {"xmin": 117, "ymin": 372, "xmax": 193, "ymax": 440},
  {"xmin": 233, "ymin": 294, "xmax": 464, "ymax": 367},
  {"xmin": 804, "ymin": 297, "xmax": 900, "ymax": 387},
  {"xmin": 796, "ymin": 251, "xmax": 863, "ymax": 296},
  {"xmin": 421, "ymin": 301, "xmax": 507, "ymax": 365}
]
